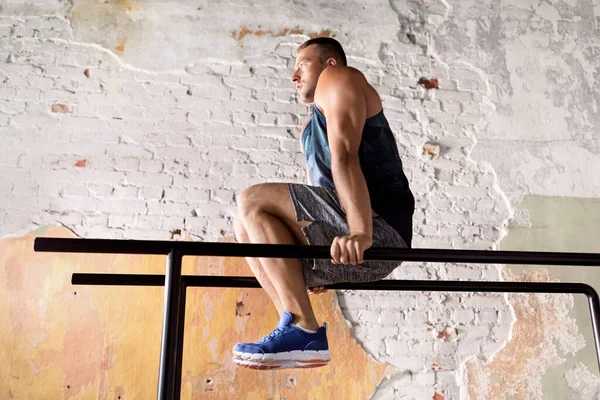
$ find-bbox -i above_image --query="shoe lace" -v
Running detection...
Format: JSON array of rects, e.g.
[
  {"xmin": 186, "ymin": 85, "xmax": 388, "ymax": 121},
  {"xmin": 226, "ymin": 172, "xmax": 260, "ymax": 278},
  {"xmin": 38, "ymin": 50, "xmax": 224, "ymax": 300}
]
[{"xmin": 257, "ymin": 326, "xmax": 289, "ymax": 343}]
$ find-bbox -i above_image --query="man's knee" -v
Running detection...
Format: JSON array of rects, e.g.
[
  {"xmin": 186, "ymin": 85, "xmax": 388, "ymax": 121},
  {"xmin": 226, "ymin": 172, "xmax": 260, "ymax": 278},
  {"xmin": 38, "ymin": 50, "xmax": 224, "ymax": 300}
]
[
  {"xmin": 233, "ymin": 216, "xmax": 249, "ymax": 243},
  {"xmin": 237, "ymin": 185, "xmax": 267, "ymax": 219},
  {"xmin": 235, "ymin": 185, "xmax": 274, "ymax": 244}
]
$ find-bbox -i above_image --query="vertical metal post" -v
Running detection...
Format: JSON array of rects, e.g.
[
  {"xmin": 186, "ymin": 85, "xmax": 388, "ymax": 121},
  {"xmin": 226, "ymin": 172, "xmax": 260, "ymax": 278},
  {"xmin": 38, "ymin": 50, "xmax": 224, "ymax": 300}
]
[
  {"xmin": 173, "ymin": 282, "xmax": 187, "ymax": 399},
  {"xmin": 588, "ymin": 289, "xmax": 600, "ymax": 372},
  {"xmin": 157, "ymin": 249, "xmax": 183, "ymax": 400}
]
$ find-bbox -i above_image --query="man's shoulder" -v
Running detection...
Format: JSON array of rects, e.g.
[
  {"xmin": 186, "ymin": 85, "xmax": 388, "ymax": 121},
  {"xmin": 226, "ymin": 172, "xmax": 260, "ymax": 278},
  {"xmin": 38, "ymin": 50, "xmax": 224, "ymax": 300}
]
[
  {"xmin": 319, "ymin": 66, "xmax": 365, "ymax": 87},
  {"xmin": 315, "ymin": 67, "xmax": 367, "ymax": 106}
]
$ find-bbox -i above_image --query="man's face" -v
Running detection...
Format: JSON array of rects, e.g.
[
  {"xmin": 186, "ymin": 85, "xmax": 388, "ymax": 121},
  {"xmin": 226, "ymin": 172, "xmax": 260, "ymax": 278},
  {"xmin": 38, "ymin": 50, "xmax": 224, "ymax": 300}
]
[{"xmin": 291, "ymin": 46, "xmax": 328, "ymax": 104}]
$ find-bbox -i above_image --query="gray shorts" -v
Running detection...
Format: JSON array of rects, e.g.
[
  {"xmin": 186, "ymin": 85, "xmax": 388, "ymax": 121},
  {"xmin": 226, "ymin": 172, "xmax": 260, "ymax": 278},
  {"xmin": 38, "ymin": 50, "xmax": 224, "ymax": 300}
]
[{"xmin": 288, "ymin": 183, "xmax": 407, "ymax": 288}]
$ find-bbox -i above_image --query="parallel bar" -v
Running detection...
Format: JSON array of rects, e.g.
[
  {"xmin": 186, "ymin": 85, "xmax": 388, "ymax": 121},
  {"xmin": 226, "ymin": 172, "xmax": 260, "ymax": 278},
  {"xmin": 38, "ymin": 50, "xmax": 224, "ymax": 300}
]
[
  {"xmin": 72, "ymin": 273, "xmax": 165, "ymax": 286},
  {"xmin": 36, "ymin": 237, "xmax": 600, "ymax": 266},
  {"xmin": 71, "ymin": 273, "xmax": 600, "ymax": 375},
  {"xmin": 37, "ymin": 237, "xmax": 600, "ymax": 399},
  {"xmin": 157, "ymin": 250, "xmax": 184, "ymax": 400},
  {"xmin": 71, "ymin": 273, "xmax": 595, "ymax": 294}
]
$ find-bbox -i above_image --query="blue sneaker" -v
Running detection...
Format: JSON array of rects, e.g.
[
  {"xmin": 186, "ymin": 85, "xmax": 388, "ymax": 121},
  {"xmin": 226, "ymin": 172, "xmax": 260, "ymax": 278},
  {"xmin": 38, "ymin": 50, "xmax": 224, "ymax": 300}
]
[{"xmin": 233, "ymin": 312, "xmax": 330, "ymax": 370}]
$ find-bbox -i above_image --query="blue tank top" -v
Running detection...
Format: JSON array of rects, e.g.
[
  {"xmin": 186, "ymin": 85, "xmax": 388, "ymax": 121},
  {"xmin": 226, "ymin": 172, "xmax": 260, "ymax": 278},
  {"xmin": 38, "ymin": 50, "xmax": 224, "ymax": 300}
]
[{"xmin": 302, "ymin": 104, "xmax": 415, "ymax": 246}]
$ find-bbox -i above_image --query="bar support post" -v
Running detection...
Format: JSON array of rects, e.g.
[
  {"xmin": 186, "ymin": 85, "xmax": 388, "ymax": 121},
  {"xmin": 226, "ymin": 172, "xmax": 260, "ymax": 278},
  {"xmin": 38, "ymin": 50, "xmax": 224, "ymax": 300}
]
[
  {"xmin": 157, "ymin": 249, "xmax": 184, "ymax": 400},
  {"xmin": 587, "ymin": 289, "xmax": 600, "ymax": 372},
  {"xmin": 173, "ymin": 282, "xmax": 187, "ymax": 399}
]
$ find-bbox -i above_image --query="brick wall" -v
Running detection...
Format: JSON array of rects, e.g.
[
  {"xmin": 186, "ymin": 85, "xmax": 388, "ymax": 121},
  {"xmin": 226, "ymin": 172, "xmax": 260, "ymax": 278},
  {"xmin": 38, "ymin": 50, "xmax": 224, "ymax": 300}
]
[{"xmin": 0, "ymin": 15, "xmax": 515, "ymax": 398}]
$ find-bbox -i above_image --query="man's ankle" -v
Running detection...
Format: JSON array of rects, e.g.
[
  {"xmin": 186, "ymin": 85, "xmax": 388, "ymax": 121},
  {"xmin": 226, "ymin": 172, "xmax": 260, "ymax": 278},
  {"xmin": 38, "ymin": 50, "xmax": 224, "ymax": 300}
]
[
  {"xmin": 286, "ymin": 311, "xmax": 319, "ymax": 331},
  {"xmin": 294, "ymin": 319, "xmax": 319, "ymax": 332}
]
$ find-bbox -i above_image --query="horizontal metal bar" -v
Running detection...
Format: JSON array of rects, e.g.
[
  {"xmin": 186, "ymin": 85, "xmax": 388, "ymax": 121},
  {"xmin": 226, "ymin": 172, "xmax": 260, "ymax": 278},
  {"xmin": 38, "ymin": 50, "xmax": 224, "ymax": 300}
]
[
  {"xmin": 71, "ymin": 271, "xmax": 600, "ymax": 379},
  {"xmin": 72, "ymin": 273, "xmax": 166, "ymax": 286},
  {"xmin": 72, "ymin": 273, "xmax": 598, "ymax": 296},
  {"xmin": 72, "ymin": 273, "xmax": 165, "ymax": 286},
  {"xmin": 36, "ymin": 237, "xmax": 600, "ymax": 266}
]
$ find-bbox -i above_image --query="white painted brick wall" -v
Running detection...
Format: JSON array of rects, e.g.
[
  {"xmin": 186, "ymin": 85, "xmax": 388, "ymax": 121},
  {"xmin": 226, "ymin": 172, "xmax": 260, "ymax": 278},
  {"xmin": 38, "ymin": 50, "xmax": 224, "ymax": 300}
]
[{"xmin": 0, "ymin": 15, "xmax": 516, "ymax": 399}]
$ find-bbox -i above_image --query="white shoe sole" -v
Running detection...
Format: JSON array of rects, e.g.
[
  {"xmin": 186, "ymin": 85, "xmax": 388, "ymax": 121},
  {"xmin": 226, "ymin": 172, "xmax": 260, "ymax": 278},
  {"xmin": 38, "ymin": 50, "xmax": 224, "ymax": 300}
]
[
  {"xmin": 233, "ymin": 357, "xmax": 329, "ymax": 370},
  {"xmin": 233, "ymin": 349, "xmax": 330, "ymax": 362},
  {"xmin": 232, "ymin": 350, "xmax": 330, "ymax": 370}
]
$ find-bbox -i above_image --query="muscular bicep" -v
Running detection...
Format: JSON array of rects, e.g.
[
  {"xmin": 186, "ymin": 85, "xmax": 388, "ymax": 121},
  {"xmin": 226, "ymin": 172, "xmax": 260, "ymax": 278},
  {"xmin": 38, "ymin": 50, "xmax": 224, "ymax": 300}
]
[{"xmin": 321, "ymin": 83, "xmax": 367, "ymax": 160}]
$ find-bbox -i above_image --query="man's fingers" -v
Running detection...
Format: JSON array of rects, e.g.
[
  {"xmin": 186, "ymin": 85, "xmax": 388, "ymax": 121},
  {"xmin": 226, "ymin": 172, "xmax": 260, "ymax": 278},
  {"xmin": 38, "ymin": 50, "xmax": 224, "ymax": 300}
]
[
  {"xmin": 346, "ymin": 240, "xmax": 357, "ymax": 264},
  {"xmin": 355, "ymin": 241, "xmax": 363, "ymax": 264},
  {"xmin": 333, "ymin": 237, "xmax": 348, "ymax": 264},
  {"xmin": 338, "ymin": 237, "xmax": 349, "ymax": 264},
  {"xmin": 332, "ymin": 236, "xmax": 371, "ymax": 265},
  {"xmin": 331, "ymin": 238, "xmax": 340, "ymax": 264}
]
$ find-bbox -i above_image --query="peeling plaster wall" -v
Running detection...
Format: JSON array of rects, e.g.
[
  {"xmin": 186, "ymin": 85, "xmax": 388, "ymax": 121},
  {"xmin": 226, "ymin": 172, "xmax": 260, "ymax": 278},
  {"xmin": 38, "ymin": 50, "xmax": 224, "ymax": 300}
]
[
  {"xmin": 499, "ymin": 196, "xmax": 600, "ymax": 399},
  {"xmin": 0, "ymin": 0, "xmax": 598, "ymax": 399},
  {"xmin": 0, "ymin": 228, "xmax": 391, "ymax": 399},
  {"xmin": 429, "ymin": 0, "xmax": 600, "ymax": 202}
]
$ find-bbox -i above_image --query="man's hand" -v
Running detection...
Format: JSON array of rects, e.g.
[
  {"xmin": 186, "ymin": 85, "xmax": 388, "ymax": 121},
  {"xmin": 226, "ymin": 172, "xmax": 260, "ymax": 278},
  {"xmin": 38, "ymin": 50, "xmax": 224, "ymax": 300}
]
[{"xmin": 330, "ymin": 233, "xmax": 373, "ymax": 265}]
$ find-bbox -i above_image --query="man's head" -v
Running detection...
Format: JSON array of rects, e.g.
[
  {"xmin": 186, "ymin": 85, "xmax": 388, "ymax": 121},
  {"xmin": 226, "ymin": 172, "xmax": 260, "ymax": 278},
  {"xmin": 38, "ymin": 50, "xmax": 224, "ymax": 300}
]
[{"xmin": 291, "ymin": 37, "xmax": 347, "ymax": 104}]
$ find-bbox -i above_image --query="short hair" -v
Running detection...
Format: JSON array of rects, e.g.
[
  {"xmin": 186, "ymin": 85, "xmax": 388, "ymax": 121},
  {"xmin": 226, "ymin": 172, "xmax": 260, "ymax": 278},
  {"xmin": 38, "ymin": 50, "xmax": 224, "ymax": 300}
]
[{"xmin": 297, "ymin": 37, "xmax": 347, "ymax": 67}]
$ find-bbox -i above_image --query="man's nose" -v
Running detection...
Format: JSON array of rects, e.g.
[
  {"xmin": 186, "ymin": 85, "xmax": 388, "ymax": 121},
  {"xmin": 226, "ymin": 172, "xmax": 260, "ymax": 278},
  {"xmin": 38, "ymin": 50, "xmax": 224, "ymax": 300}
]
[{"xmin": 291, "ymin": 70, "xmax": 299, "ymax": 82}]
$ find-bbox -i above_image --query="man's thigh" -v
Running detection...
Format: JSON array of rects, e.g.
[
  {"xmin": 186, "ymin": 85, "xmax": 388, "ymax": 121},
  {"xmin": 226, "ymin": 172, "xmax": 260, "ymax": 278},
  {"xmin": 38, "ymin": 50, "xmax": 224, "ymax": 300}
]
[{"xmin": 238, "ymin": 183, "xmax": 310, "ymax": 245}]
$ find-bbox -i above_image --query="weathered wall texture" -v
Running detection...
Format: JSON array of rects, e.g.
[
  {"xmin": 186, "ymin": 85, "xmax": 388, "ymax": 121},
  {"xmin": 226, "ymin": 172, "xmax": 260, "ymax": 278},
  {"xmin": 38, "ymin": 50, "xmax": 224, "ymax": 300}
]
[
  {"xmin": 499, "ymin": 196, "xmax": 600, "ymax": 399},
  {"xmin": 0, "ymin": 0, "xmax": 598, "ymax": 398},
  {"xmin": 1, "ymin": 227, "xmax": 389, "ymax": 399}
]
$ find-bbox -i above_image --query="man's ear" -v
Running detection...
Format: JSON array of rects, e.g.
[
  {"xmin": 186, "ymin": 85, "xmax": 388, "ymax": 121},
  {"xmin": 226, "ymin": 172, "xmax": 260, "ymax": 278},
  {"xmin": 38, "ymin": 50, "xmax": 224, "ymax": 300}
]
[{"xmin": 327, "ymin": 58, "xmax": 337, "ymax": 66}]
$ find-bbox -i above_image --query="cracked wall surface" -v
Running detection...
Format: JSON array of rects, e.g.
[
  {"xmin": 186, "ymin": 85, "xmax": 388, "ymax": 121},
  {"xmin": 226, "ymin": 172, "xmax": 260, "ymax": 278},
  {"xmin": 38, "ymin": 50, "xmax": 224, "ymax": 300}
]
[
  {"xmin": 429, "ymin": 0, "xmax": 600, "ymax": 202},
  {"xmin": 0, "ymin": 228, "xmax": 390, "ymax": 398},
  {"xmin": 497, "ymin": 196, "xmax": 600, "ymax": 399},
  {"xmin": 0, "ymin": 0, "xmax": 598, "ymax": 398}
]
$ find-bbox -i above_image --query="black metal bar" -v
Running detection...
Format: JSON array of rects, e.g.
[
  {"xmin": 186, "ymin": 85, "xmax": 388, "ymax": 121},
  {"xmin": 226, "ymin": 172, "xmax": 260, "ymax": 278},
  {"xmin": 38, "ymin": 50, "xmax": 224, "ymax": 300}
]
[
  {"xmin": 72, "ymin": 272, "xmax": 600, "ymax": 376},
  {"xmin": 173, "ymin": 282, "xmax": 187, "ymax": 400},
  {"xmin": 35, "ymin": 238, "xmax": 600, "ymax": 399},
  {"xmin": 71, "ymin": 273, "xmax": 165, "ymax": 286},
  {"xmin": 35, "ymin": 237, "xmax": 600, "ymax": 266},
  {"xmin": 589, "ymin": 288, "xmax": 600, "ymax": 370},
  {"xmin": 71, "ymin": 273, "xmax": 260, "ymax": 287},
  {"xmin": 157, "ymin": 250, "xmax": 184, "ymax": 400},
  {"xmin": 72, "ymin": 272, "xmax": 594, "ymax": 294}
]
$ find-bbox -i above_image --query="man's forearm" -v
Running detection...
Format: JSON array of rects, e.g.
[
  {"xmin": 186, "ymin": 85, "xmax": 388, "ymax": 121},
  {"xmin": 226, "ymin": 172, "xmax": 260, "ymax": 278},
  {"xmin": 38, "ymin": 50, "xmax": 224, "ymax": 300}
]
[{"xmin": 331, "ymin": 156, "xmax": 373, "ymax": 237}]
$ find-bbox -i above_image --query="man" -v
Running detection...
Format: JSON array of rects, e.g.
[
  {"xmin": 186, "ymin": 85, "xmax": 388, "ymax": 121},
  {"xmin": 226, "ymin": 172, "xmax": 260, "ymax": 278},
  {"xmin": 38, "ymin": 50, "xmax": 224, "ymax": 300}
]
[{"xmin": 232, "ymin": 37, "xmax": 415, "ymax": 370}]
